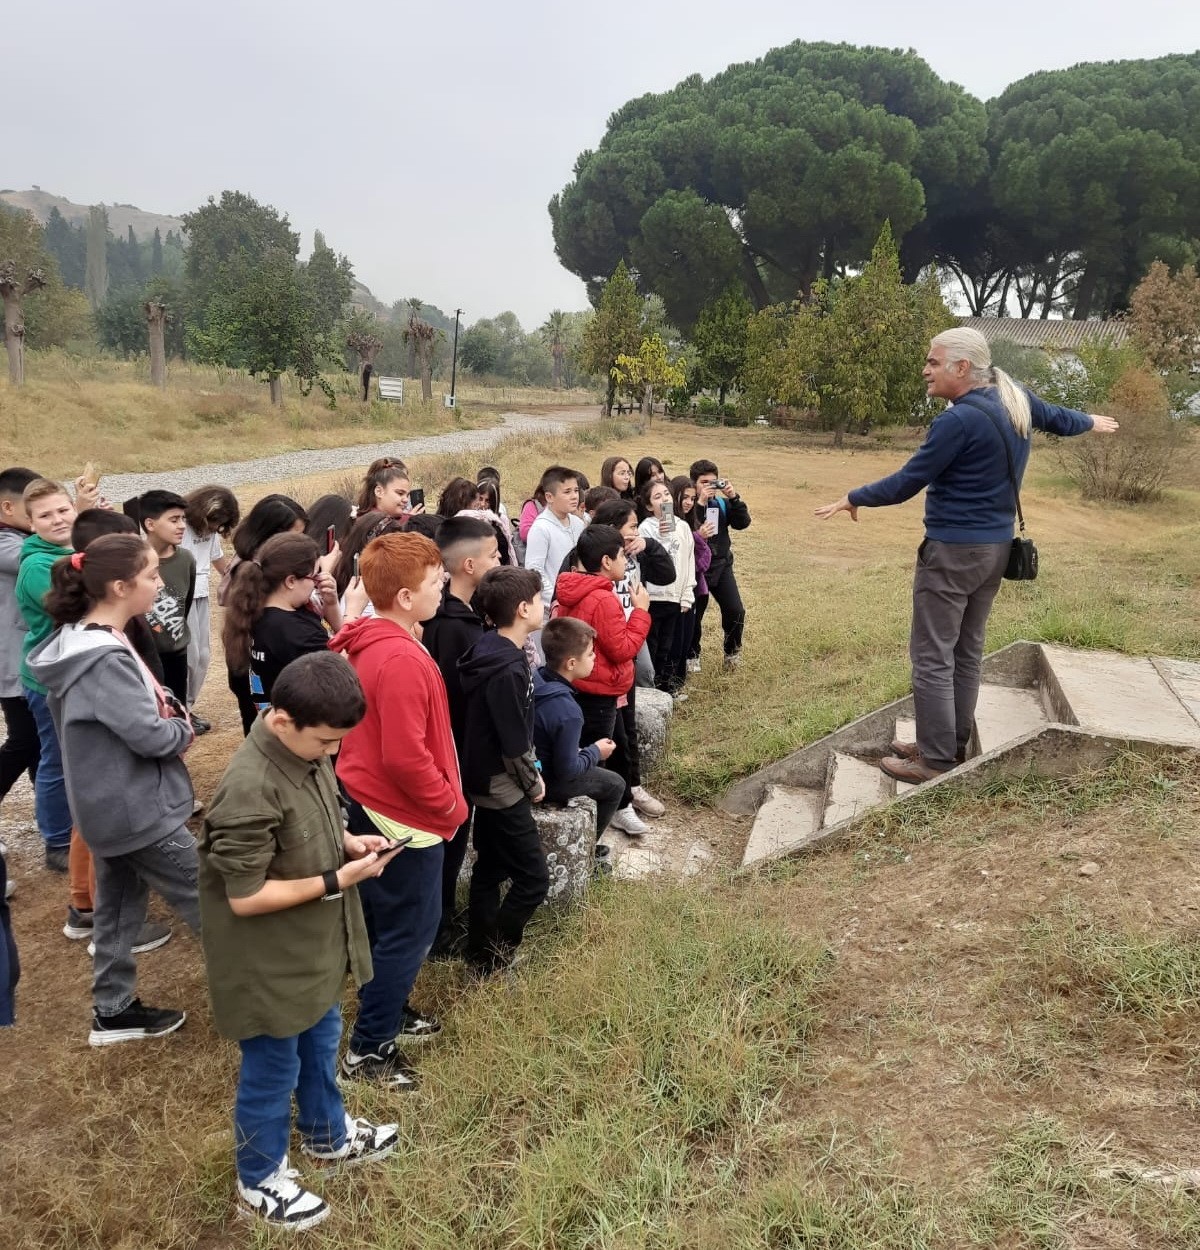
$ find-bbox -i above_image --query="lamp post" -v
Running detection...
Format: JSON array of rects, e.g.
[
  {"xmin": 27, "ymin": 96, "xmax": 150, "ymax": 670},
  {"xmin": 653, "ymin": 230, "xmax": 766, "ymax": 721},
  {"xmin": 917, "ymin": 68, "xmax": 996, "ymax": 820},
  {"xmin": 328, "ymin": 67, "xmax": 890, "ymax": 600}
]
[{"xmin": 448, "ymin": 308, "xmax": 463, "ymax": 408}]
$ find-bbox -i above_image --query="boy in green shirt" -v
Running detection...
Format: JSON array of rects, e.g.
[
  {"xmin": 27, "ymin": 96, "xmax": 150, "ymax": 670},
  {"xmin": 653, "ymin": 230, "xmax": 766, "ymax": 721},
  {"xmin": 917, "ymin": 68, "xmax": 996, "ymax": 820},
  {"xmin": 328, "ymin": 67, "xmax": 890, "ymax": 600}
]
[{"xmin": 198, "ymin": 651, "xmax": 400, "ymax": 1231}]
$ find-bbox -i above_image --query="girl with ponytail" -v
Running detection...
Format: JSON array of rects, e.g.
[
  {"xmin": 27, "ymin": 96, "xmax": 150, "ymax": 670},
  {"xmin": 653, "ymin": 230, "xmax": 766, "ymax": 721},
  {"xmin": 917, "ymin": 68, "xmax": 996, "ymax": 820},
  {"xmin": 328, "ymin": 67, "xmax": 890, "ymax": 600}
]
[
  {"xmin": 816, "ymin": 327, "xmax": 1119, "ymax": 786},
  {"xmin": 222, "ymin": 533, "xmax": 341, "ymax": 722},
  {"xmin": 27, "ymin": 535, "xmax": 200, "ymax": 1046}
]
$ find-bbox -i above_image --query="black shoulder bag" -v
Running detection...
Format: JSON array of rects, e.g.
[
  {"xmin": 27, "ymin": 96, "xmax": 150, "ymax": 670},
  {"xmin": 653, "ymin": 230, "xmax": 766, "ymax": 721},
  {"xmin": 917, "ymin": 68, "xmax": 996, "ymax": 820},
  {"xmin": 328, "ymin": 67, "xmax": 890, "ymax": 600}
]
[{"xmin": 980, "ymin": 408, "xmax": 1038, "ymax": 581}]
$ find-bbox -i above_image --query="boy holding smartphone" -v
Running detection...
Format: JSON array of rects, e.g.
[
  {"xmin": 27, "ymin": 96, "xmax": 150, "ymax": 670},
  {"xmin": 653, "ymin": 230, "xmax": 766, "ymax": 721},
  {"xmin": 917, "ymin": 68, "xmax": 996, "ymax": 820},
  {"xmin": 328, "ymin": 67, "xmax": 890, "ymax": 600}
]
[
  {"xmin": 331, "ymin": 532, "xmax": 468, "ymax": 1085},
  {"xmin": 198, "ymin": 651, "xmax": 400, "ymax": 1232},
  {"xmin": 689, "ymin": 459, "xmax": 751, "ymax": 669}
]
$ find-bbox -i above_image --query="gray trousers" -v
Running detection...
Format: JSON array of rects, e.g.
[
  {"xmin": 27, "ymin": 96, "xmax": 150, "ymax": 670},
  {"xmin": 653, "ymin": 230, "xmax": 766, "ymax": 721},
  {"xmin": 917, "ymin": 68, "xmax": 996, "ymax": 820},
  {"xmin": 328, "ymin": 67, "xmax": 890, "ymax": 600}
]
[
  {"xmin": 92, "ymin": 827, "xmax": 201, "ymax": 1016},
  {"xmin": 186, "ymin": 597, "xmax": 212, "ymax": 707},
  {"xmin": 910, "ymin": 538, "xmax": 1010, "ymax": 770}
]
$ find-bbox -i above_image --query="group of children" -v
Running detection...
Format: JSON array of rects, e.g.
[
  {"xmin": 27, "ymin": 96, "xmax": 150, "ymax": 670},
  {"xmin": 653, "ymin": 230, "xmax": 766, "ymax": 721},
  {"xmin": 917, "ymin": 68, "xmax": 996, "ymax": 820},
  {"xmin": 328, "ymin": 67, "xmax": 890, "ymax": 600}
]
[{"xmin": 0, "ymin": 449, "xmax": 751, "ymax": 1230}]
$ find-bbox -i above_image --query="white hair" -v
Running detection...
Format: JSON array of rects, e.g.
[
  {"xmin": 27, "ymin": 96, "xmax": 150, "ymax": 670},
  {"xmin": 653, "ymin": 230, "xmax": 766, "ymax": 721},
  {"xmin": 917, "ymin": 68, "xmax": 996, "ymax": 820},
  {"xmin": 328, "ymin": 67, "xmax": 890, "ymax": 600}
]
[{"xmin": 932, "ymin": 327, "xmax": 1031, "ymax": 437}]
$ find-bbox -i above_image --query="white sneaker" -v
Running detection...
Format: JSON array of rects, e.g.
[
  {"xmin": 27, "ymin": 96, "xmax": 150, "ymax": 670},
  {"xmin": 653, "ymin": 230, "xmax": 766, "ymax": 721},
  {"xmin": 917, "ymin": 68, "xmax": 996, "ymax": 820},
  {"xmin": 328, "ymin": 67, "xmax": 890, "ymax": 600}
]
[
  {"xmin": 302, "ymin": 1114, "xmax": 399, "ymax": 1167},
  {"xmin": 236, "ymin": 1156, "xmax": 329, "ymax": 1231},
  {"xmin": 686, "ymin": 658, "xmax": 701, "ymax": 674},
  {"xmin": 672, "ymin": 690, "xmax": 689, "ymax": 704},
  {"xmin": 4, "ymin": 878, "xmax": 14, "ymax": 900},
  {"xmin": 723, "ymin": 652, "xmax": 742, "ymax": 671},
  {"xmin": 630, "ymin": 785, "xmax": 666, "ymax": 818},
  {"xmin": 610, "ymin": 806, "xmax": 650, "ymax": 836}
]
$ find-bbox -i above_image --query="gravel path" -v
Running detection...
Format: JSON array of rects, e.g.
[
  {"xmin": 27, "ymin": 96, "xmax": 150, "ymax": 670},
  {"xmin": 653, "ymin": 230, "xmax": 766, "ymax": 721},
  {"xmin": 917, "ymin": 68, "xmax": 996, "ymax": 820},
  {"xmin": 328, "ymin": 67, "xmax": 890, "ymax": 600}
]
[{"xmin": 100, "ymin": 410, "xmax": 591, "ymax": 499}]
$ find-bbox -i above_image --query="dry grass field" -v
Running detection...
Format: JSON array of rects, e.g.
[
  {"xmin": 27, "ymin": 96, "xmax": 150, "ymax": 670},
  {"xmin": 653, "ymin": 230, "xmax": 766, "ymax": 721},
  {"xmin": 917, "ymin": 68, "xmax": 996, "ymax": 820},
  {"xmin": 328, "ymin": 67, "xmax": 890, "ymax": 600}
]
[
  {"xmin": 0, "ymin": 351, "xmax": 597, "ymax": 479},
  {"xmin": 2, "ymin": 415, "xmax": 1199, "ymax": 1248}
]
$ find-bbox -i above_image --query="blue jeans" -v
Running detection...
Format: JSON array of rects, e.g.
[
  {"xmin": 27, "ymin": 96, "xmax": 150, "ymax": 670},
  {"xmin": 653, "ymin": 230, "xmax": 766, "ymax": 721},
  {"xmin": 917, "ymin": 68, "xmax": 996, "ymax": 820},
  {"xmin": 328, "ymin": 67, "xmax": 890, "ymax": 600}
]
[
  {"xmin": 235, "ymin": 1004, "xmax": 347, "ymax": 1186},
  {"xmin": 24, "ymin": 688, "xmax": 72, "ymax": 848},
  {"xmin": 347, "ymin": 801, "xmax": 443, "ymax": 1053}
]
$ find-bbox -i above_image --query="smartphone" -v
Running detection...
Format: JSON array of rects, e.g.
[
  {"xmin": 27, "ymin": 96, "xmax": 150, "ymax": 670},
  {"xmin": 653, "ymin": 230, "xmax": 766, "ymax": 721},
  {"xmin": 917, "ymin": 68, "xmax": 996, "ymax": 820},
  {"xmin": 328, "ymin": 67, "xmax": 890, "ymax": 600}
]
[
  {"xmin": 705, "ymin": 503, "xmax": 721, "ymax": 530},
  {"xmin": 408, "ymin": 487, "xmax": 425, "ymax": 510},
  {"xmin": 659, "ymin": 499, "xmax": 676, "ymax": 535},
  {"xmin": 352, "ymin": 552, "xmax": 360, "ymax": 580},
  {"xmin": 376, "ymin": 835, "xmax": 414, "ymax": 859},
  {"xmin": 80, "ymin": 460, "xmax": 101, "ymax": 488},
  {"xmin": 325, "ymin": 524, "xmax": 337, "ymax": 554}
]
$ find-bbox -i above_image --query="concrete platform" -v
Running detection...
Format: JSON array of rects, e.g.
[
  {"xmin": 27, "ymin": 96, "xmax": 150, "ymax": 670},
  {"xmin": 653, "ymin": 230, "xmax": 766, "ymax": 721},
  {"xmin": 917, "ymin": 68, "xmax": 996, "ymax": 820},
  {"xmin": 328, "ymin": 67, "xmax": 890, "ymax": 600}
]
[
  {"xmin": 1043, "ymin": 645, "xmax": 1200, "ymax": 747},
  {"xmin": 742, "ymin": 784, "xmax": 824, "ymax": 867},
  {"xmin": 973, "ymin": 684, "xmax": 1049, "ymax": 754}
]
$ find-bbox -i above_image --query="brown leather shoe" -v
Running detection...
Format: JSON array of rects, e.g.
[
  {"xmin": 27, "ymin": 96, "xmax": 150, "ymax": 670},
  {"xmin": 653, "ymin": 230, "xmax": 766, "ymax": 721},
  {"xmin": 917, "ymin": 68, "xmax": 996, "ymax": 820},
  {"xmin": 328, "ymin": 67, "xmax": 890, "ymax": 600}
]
[
  {"xmin": 889, "ymin": 740, "xmax": 967, "ymax": 765},
  {"xmin": 879, "ymin": 753, "xmax": 949, "ymax": 784}
]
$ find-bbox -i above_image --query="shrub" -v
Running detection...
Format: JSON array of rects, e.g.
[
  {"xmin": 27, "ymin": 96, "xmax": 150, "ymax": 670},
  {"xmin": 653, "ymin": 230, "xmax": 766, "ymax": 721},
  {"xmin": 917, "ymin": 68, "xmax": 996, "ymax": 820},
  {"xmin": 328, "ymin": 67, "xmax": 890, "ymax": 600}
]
[{"xmin": 1057, "ymin": 366, "xmax": 1186, "ymax": 503}]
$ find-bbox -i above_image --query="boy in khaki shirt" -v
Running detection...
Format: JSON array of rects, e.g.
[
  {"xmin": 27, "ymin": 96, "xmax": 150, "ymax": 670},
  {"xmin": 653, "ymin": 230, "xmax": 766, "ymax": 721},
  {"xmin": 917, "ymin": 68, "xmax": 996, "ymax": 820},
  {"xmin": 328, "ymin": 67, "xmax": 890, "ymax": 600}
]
[{"xmin": 198, "ymin": 651, "xmax": 399, "ymax": 1232}]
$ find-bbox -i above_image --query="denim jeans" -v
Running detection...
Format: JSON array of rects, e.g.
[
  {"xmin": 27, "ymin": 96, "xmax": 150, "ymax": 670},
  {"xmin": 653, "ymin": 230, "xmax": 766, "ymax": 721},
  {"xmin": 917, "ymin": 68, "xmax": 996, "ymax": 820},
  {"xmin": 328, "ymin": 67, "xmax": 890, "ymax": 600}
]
[
  {"xmin": 347, "ymin": 801, "xmax": 444, "ymax": 1053},
  {"xmin": 0, "ymin": 850, "xmax": 18, "ymax": 1027},
  {"xmin": 91, "ymin": 827, "xmax": 201, "ymax": 1016},
  {"xmin": 24, "ymin": 688, "xmax": 72, "ymax": 848},
  {"xmin": 235, "ymin": 1004, "xmax": 347, "ymax": 1185}
]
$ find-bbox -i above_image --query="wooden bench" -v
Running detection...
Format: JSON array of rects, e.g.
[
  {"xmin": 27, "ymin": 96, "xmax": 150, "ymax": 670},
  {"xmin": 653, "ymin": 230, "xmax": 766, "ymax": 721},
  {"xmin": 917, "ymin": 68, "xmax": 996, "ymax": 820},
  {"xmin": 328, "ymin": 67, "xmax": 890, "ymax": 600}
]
[{"xmin": 377, "ymin": 376, "xmax": 404, "ymax": 403}]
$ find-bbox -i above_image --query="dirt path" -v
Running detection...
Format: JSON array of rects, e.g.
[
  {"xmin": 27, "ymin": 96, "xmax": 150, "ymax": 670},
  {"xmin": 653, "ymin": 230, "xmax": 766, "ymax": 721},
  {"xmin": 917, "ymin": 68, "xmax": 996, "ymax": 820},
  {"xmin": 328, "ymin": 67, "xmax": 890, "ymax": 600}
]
[{"xmin": 99, "ymin": 407, "xmax": 597, "ymax": 499}]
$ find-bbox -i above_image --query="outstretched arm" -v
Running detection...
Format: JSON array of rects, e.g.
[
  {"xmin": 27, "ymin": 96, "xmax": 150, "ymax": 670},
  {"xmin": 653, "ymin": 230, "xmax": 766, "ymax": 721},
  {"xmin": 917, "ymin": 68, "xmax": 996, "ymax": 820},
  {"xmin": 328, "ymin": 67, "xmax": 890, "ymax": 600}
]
[{"xmin": 814, "ymin": 495, "xmax": 858, "ymax": 522}]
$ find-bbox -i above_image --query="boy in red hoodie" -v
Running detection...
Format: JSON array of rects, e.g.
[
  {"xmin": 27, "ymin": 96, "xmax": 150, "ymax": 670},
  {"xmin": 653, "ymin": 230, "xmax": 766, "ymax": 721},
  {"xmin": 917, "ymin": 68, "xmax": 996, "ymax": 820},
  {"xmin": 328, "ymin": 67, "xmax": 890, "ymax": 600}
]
[
  {"xmin": 552, "ymin": 525, "xmax": 651, "ymax": 831},
  {"xmin": 331, "ymin": 533, "xmax": 468, "ymax": 1088}
]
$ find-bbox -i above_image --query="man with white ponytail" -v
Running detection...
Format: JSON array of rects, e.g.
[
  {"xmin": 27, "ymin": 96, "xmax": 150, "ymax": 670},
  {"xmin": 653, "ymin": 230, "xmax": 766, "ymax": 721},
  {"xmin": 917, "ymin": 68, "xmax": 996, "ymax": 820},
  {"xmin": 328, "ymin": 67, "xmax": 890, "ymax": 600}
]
[{"xmin": 815, "ymin": 328, "xmax": 1119, "ymax": 784}]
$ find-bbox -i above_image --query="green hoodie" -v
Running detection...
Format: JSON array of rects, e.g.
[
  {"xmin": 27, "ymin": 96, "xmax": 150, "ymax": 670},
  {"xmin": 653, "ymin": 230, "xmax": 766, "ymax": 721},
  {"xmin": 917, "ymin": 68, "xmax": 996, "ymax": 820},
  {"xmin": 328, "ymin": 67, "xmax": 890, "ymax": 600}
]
[{"xmin": 16, "ymin": 533, "xmax": 70, "ymax": 695}]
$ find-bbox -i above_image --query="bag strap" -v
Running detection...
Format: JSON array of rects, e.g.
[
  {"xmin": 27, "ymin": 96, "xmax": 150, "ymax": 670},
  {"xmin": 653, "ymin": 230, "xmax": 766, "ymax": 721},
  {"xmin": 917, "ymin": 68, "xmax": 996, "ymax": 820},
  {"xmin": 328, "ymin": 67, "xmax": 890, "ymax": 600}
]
[{"xmin": 960, "ymin": 399, "xmax": 1029, "ymax": 535}]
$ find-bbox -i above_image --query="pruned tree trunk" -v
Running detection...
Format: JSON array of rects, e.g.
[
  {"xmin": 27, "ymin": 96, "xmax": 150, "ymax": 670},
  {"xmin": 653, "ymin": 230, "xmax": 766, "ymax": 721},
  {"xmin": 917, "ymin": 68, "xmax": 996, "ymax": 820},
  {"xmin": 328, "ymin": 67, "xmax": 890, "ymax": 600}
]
[
  {"xmin": 419, "ymin": 355, "xmax": 433, "ymax": 402},
  {"xmin": 407, "ymin": 340, "xmax": 417, "ymax": 379},
  {"xmin": 145, "ymin": 299, "xmax": 168, "ymax": 388},
  {"xmin": 0, "ymin": 265, "xmax": 46, "ymax": 386},
  {"xmin": 603, "ymin": 373, "xmax": 616, "ymax": 417},
  {"xmin": 551, "ymin": 346, "xmax": 563, "ymax": 388},
  {"xmin": 1, "ymin": 287, "xmax": 25, "ymax": 386},
  {"xmin": 269, "ymin": 374, "xmax": 283, "ymax": 405}
]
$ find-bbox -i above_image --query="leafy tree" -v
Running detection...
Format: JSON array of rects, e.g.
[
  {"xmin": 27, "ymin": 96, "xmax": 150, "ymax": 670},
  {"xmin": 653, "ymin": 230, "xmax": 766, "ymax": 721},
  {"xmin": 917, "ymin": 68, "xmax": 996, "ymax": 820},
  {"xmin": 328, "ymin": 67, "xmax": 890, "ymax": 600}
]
[
  {"xmin": 344, "ymin": 309, "xmax": 384, "ymax": 399},
  {"xmin": 612, "ymin": 334, "xmax": 687, "ymax": 429},
  {"xmin": 150, "ymin": 228, "xmax": 164, "ymax": 276},
  {"xmin": 987, "ymin": 53, "xmax": 1200, "ymax": 319},
  {"xmin": 460, "ymin": 320, "xmax": 501, "ymax": 374},
  {"xmin": 95, "ymin": 286, "xmax": 149, "ymax": 358},
  {"xmin": 1129, "ymin": 259, "xmax": 1200, "ymax": 374},
  {"xmin": 579, "ymin": 261, "xmax": 643, "ymax": 415},
  {"xmin": 551, "ymin": 42, "xmax": 987, "ymax": 328},
  {"xmin": 742, "ymin": 224, "xmax": 954, "ymax": 444},
  {"xmin": 306, "ymin": 230, "xmax": 354, "ymax": 335},
  {"xmin": 0, "ymin": 206, "xmax": 50, "ymax": 384},
  {"xmin": 24, "ymin": 285, "xmax": 93, "ymax": 352},
  {"xmin": 540, "ymin": 309, "xmax": 569, "ymax": 388},
  {"xmin": 691, "ymin": 287, "xmax": 752, "ymax": 403},
  {"xmin": 43, "ymin": 208, "xmax": 86, "ymax": 288}
]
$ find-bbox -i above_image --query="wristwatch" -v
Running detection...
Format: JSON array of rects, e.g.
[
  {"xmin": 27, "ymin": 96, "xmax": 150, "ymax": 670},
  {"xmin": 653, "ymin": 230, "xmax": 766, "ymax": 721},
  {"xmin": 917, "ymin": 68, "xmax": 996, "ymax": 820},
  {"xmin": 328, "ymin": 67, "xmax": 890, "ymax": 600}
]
[{"xmin": 320, "ymin": 869, "xmax": 342, "ymax": 901}]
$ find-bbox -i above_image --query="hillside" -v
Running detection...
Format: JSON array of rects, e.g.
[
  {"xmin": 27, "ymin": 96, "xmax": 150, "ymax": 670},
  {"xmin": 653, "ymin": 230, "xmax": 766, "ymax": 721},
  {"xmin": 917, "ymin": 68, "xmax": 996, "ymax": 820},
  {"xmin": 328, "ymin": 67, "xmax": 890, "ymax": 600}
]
[{"xmin": 0, "ymin": 186, "xmax": 185, "ymax": 241}]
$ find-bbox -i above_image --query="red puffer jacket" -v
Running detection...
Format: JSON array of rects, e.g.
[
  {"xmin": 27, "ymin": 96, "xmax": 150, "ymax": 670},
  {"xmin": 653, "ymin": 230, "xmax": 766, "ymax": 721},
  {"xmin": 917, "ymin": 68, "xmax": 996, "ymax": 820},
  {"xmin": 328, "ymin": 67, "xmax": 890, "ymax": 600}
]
[{"xmin": 553, "ymin": 572, "xmax": 650, "ymax": 697}]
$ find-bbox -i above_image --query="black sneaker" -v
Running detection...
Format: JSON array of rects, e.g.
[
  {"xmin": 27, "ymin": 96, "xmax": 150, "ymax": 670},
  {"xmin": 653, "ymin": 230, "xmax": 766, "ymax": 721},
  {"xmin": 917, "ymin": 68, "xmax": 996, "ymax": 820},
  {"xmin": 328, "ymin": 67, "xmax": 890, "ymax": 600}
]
[
  {"xmin": 396, "ymin": 1007, "xmax": 441, "ymax": 1042},
  {"xmin": 89, "ymin": 998, "xmax": 186, "ymax": 1047},
  {"xmin": 190, "ymin": 713, "xmax": 212, "ymax": 735},
  {"xmin": 45, "ymin": 844, "xmax": 70, "ymax": 873},
  {"xmin": 340, "ymin": 1040, "xmax": 419, "ymax": 1088}
]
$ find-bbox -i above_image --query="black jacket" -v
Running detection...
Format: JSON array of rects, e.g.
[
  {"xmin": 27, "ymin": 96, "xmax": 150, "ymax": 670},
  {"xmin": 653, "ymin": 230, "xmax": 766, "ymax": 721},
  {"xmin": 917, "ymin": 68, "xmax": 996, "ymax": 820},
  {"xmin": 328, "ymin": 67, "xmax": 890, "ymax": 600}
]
[
  {"xmin": 705, "ymin": 494, "xmax": 751, "ymax": 567},
  {"xmin": 556, "ymin": 535, "xmax": 675, "ymax": 585},
  {"xmin": 422, "ymin": 587, "xmax": 487, "ymax": 744},
  {"xmin": 458, "ymin": 631, "xmax": 539, "ymax": 809}
]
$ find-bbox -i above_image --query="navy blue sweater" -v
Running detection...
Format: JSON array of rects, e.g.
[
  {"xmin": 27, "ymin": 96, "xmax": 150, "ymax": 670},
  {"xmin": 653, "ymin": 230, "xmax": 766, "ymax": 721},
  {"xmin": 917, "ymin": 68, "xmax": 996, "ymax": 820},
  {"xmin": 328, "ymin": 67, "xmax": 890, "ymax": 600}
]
[
  {"xmin": 532, "ymin": 667, "xmax": 601, "ymax": 787},
  {"xmin": 848, "ymin": 387, "xmax": 1094, "ymax": 542}
]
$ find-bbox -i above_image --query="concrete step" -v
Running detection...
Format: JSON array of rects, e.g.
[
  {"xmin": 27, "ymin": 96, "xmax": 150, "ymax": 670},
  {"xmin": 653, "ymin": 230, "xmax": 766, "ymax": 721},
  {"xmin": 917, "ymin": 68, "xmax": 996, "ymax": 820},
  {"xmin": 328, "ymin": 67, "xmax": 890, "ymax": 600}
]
[
  {"xmin": 823, "ymin": 751, "xmax": 890, "ymax": 829},
  {"xmin": 741, "ymin": 784, "xmax": 824, "ymax": 867},
  {"xmin": 1043, "ymin": 645, "xmax": 1200, "ymax": 747},
  {"xmin": 974, "ymin": 683, "xmax": 1049, "ymax": 755}
]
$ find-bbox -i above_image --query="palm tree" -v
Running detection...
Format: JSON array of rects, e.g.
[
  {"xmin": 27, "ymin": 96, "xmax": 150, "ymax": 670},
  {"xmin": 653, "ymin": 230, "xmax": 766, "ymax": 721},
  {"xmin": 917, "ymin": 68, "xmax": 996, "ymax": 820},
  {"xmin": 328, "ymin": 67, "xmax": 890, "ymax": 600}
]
[{"xmin": 540, "ymin": 309, "xmax": 568, "ymax": 389}]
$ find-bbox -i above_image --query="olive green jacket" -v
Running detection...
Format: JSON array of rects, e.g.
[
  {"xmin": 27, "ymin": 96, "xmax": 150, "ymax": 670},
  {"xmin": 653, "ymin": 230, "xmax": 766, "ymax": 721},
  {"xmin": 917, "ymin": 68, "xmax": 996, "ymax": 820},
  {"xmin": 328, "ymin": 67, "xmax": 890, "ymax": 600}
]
[{"xmin": 198, "ymin": 718, "xmax": 371, "ymax": 1040}]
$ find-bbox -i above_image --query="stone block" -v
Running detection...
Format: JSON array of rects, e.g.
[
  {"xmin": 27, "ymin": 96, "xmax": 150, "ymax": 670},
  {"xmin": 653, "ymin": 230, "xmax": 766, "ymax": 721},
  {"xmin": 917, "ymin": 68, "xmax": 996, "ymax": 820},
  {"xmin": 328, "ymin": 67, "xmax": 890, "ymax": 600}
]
[
  {"xmin": 457, "ymin": 797, "xmax": 597, "ymax": 906},
  {"xmin": 635, "ymin": 687, "xmax": 674, "ymax": 772}
]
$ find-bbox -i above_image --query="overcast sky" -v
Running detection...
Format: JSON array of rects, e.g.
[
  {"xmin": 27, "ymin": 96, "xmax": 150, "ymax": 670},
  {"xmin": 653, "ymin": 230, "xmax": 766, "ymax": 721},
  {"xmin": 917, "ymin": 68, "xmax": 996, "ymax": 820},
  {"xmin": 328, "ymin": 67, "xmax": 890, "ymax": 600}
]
[{"xmin": 7, "ymin": 1, "xmax": 1199, "ymax": 328}]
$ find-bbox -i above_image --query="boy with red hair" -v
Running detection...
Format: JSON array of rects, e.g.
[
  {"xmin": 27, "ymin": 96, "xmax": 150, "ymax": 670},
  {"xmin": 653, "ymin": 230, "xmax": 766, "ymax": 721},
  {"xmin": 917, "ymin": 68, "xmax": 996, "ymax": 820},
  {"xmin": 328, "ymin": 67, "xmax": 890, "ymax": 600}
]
[{"xmin": 331, "ymin": 533, "xmax": 468, "ymax": 1087}]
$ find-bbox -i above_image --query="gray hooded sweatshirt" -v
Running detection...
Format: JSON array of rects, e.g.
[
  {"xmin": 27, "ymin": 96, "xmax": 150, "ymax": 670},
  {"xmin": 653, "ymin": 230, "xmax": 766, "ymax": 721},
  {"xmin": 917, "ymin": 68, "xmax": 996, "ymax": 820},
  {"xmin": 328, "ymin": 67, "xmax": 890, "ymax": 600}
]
[{"xmin": 28, "ymin": 623, "xmax": 194, "ymax": 856}]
